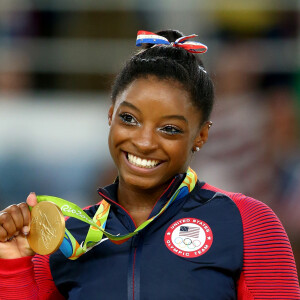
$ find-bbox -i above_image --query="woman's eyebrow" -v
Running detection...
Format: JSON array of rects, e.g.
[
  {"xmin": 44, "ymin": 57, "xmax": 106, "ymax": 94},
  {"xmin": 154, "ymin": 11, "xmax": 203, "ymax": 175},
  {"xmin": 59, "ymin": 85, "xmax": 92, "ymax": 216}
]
[
  {"xmin": 119, "ymin": 101, "xmax": 188, "ymax": 124},
  {"xmin": 161, "ymin": 115, "xmax": 188, "ymax": 124},
  {"xmin": 119, "ymin": 101, "xmax": 141, "ymax": 113}
]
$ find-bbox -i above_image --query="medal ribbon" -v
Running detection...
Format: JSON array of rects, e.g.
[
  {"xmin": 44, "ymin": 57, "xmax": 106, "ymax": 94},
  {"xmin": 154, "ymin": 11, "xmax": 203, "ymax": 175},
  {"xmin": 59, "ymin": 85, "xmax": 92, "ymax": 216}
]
[{"xmin": 36, "ymin": 167, "xmax": 197, "ymax": 260}]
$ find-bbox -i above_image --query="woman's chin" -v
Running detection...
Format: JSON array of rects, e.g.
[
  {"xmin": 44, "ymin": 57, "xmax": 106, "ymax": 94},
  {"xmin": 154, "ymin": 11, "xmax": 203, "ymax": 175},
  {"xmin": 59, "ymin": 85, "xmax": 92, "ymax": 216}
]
[{"xmin": 118, "ymin": 171, "xmax": 169, "ymax": 192}]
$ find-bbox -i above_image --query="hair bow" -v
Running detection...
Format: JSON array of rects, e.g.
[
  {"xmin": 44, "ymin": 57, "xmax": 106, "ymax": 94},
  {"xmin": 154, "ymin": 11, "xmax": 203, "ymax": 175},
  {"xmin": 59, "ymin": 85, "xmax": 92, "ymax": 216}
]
[{"xmin": 136, "ymin": 30, "xmax": 207, "ymax": 54}]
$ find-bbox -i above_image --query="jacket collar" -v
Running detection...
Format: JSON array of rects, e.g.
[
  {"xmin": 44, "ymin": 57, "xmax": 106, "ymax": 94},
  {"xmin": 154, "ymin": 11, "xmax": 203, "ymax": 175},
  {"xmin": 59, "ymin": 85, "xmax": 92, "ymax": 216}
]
[{"xmin": 97, "ymin": 173, "xmax": 186, "ymax": 218}]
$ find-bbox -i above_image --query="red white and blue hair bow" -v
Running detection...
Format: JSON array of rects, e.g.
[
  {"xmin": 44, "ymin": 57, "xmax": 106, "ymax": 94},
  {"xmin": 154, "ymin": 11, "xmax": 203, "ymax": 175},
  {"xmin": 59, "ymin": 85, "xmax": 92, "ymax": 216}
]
[{"xmin": 136, "ymin": 30, "xmax": 207, "ymax": 54}]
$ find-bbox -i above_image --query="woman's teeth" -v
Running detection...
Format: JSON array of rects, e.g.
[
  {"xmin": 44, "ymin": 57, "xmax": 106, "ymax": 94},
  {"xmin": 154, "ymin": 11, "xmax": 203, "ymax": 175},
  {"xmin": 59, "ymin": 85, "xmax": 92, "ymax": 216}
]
[{"xmin": 127, "ymin": 153, "xmax": 160, "ymax": 168}]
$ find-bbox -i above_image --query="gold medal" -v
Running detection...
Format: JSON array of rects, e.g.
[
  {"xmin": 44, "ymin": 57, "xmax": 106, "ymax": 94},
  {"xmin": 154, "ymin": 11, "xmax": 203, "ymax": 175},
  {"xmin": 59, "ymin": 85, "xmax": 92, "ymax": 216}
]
[{"xmin": 27, "ymin": 201, "xmax": 65, "ymax": 255}]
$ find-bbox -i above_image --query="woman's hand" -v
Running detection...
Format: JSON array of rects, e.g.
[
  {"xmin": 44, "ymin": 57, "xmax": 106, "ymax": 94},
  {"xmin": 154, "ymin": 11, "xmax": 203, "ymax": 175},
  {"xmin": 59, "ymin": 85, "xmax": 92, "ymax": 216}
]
[{"xmin": 0, "ymin": 193, "xmax": 37, "ymax": 259}]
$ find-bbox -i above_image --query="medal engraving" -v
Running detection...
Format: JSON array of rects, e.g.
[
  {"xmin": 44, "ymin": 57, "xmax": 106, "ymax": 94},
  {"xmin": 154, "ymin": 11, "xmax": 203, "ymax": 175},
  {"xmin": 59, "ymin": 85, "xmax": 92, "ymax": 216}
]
[{"xmin": 27, "ymin": 202, "xmax": 65, "ymax": 255}]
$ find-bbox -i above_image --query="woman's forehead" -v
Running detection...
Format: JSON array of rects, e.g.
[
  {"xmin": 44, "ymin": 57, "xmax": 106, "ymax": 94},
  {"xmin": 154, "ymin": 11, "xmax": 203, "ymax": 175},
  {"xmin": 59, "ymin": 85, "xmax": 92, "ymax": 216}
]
[{"xmin": 114, "ymin": 76, "xmax": 193, "ymax": 112}]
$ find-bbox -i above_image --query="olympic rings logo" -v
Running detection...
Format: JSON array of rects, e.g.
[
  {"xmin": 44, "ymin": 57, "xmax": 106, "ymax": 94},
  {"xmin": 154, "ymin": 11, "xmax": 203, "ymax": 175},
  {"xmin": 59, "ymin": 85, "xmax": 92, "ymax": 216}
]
[{"xmin": 174, "ymin": 237, "xmax": 202, "ymax": 249}]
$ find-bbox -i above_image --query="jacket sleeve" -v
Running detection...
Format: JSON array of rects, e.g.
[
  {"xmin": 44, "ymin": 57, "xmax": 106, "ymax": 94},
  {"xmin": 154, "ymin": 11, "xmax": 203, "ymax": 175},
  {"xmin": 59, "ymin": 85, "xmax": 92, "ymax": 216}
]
[
  {"xmin": 0, "ymin": 255, "xmax": 64, "ymax": 300},
  {"xmin": 233, "ymin": 195, "xmax": 300, "ymax": 300}
]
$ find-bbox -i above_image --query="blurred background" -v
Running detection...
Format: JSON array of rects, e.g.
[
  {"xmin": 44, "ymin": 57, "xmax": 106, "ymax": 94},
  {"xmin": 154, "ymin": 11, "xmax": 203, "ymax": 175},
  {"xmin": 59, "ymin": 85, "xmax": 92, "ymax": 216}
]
[{"xmin": 0, "ymin": 0, "xmax": 299, "ymax": 275}]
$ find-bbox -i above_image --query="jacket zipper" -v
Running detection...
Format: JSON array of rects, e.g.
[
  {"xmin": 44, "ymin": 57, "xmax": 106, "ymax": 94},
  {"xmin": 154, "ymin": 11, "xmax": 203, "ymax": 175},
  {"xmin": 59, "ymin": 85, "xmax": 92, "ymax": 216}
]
[
  {"xmin": 132, "ymin": 248, "xmax": 137, "ymax": 300},
  {"xmin": 98, "ymin": 191, "xmax": 138, "ymax": 299},
  {"xmin": 97, "ymin": 178, "xmax": 178, "ymax": 300}
]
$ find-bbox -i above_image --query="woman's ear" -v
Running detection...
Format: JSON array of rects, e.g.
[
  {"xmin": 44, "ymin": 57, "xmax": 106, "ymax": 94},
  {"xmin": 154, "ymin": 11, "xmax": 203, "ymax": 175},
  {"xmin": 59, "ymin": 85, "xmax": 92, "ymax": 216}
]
[
  {"xmin": 108, "ymin": 105, "xmax": 114, "ymax": 126},
  {"xmin": 192, "ymin": 121, "xmax": 212, "ymax": 152}
]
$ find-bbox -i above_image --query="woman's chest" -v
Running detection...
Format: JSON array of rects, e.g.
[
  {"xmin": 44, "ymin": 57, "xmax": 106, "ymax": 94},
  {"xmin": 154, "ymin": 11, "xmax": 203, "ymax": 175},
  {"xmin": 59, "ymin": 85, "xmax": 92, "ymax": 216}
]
[{"xmin": 51, "ymin": 196, "xmax": 243, "ymax": 299}]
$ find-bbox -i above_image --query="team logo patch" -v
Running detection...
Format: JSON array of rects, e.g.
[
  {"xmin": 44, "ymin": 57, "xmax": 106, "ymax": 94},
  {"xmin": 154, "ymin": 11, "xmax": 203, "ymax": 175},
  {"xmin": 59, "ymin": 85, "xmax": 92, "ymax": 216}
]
[{"xmin": 164, "ymin": 218, "xmax": 213, "ymax": 258}]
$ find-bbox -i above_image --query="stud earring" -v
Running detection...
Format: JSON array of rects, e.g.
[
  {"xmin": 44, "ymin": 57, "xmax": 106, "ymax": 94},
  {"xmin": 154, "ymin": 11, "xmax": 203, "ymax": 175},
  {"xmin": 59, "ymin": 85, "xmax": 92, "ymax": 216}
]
[{"xmin": 195, "ymin": 147, "xmax": 200, "ymax": 152}]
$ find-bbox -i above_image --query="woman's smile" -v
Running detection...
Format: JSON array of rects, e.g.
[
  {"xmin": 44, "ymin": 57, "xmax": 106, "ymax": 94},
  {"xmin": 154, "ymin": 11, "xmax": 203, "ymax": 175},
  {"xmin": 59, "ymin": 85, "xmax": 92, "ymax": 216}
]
[
  {"xmin": 121, "ymin": 151, "xmax": 165, "ymax": 176},
  {"xmin": 126, "ymin": 152, "xmax": 161, "ymax": 169}
]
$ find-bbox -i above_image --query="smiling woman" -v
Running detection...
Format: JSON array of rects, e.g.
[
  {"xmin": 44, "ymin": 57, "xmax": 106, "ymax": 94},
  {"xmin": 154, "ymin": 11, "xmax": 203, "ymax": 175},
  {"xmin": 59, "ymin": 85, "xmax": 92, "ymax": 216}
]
[
  {"xmin": 0, "ymin": 29, "xmax": 299, "ymax": 300},
  {"xmin": 108, "ymin": 76, "xmax": 208, "ymax": 202}
]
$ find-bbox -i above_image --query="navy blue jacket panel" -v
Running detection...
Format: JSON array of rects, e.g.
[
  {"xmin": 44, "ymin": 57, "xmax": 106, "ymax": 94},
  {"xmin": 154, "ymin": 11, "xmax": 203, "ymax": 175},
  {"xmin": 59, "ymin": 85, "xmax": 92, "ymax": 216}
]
[{"xmin": 50, "ymin": 179, "xmax": 244, "ymax": 300}]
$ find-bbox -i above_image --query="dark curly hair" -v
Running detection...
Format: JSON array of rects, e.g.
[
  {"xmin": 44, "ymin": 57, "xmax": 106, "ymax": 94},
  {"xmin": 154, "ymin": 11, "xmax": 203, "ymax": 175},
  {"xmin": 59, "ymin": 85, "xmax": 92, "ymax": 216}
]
[{"xmin": 111, "ymin": 29, "xmax": 214, "ymax": 124}]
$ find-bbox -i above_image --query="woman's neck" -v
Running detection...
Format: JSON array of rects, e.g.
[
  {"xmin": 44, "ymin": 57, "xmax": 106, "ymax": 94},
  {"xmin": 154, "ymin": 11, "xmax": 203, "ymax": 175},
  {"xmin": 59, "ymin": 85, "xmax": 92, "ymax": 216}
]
[{"xmin": 117, "ymin": 180, "xmax": 170, "ymax": 227}]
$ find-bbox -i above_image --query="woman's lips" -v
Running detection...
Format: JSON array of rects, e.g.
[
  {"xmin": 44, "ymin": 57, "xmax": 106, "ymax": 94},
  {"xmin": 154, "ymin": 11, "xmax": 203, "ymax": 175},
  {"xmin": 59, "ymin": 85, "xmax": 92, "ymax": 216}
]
[
  {"xmin": 122, "ymin": 151, "xmax": 165, "ymax": 173},
  {"xmin": 127, "ymin": 152, "xmax": 161, "ymax": 169}
]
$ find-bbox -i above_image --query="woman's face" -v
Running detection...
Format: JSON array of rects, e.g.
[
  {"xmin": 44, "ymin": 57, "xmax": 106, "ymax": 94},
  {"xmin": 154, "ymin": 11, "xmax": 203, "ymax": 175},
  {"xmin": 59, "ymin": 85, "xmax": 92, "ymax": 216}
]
[{"xmin": 108, "ymin": 76, "xmax": 209, "ymax": 191}]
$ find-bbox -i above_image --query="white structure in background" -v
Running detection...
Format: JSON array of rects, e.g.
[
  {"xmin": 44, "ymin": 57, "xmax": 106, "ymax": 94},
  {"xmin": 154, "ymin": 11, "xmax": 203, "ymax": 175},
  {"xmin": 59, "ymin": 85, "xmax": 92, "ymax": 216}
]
[{"xmin": 0, "ymin": 94, "xmax": 112, "ymax": 208}]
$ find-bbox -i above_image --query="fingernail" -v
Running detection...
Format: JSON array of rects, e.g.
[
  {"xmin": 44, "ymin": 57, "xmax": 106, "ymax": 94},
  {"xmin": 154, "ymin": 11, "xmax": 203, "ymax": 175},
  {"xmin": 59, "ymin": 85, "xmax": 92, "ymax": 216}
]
[
  {"xmin": 22, "ymin": 226, "xmax": 29, "ymax": 235},
  {"xmin": 30, "ymin": 192, "xmax": 36, "ymax": 195},
  {"xmin": 14, "ymin": 231, "xmax": 19, "ymax": 237}
]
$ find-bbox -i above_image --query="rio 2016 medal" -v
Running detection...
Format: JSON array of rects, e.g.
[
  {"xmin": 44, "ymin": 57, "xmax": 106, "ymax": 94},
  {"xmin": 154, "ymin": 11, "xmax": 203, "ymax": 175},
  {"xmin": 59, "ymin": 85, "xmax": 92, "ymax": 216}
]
[{"xmin": 27, "ymin": 201, "xmax": 65, "ymax": 255}]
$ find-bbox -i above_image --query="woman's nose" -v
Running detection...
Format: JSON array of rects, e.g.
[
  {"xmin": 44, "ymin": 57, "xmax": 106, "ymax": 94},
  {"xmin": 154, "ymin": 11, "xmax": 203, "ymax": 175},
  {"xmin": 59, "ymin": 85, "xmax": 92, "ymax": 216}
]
[{"xmin": 132, "ymin": 126, "xmax": 158, "ymax": 153}]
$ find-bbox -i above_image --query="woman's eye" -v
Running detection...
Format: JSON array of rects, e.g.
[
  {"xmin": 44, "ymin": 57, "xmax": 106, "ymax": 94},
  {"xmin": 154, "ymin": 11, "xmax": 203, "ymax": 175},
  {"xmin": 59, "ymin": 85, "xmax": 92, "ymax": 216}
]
[
  {"xmin": 119, "ymin": 113, "xmax": 138, "ymax": 125},
  {"xmin": 160, "ymin": 125, "xmax": 183, "ymax": 135}
]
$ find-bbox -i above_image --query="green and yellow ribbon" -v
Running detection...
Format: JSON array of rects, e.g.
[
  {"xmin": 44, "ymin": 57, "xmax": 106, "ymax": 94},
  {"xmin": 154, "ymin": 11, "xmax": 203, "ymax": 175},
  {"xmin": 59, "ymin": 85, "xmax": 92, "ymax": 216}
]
[{"xmin": 36, "ymin": 168, "xmax": 197, "ymax": 260}]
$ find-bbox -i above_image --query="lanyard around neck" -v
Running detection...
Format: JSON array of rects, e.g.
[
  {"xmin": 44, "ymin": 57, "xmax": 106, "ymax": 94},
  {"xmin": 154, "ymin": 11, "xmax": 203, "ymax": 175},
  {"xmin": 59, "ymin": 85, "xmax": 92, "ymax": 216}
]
[{"xmin": 36, "ymin": 167, "xmax": 197, "ymax": 260}]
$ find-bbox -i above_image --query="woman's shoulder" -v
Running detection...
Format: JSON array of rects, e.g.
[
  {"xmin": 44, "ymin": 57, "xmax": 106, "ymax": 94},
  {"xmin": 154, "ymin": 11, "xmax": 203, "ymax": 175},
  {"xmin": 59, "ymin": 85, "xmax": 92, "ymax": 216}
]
[
  {"xmin": 199, "ymin": 182, "xmax": 288, "ymax": 241},
  {"xmin": 201, "ymin": 183, "xmax": 300, "ymax": 299},
  {"xmin": 199, "ymin": 181, "xmax": 292, "ymax": 248},
  {"xmin": 200, "ymin": 182, "xmax": 276, "ymax": 219}
]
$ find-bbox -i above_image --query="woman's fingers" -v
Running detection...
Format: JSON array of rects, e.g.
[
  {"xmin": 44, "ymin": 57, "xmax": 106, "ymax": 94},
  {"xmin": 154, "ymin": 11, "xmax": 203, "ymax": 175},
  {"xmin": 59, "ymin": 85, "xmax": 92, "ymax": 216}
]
[
  {"xmin": 26, "ymin": 192, "xmax": 37, "ymax": 207},
  {"xmin": 6, "ymin": 205, "xmax": 24, "ymax": 232},
  {"xmin": 0, "ymin": 211, "xmax": 17, "ymax": 241},
  {"xmin": 0, "ymin": 195, "xmax": 33, "ymax": 241},
  {"xmin": 0, "ymin": 193, "xmax": 36, "ymax": 243},
  {"xmin": 18, "ymin": 202, "xmax": 31, "ymax": 235},
  {"xmin": 0, "ymin": 223, "xmax": 8, "ymax": 242},
  {"xmin": 0, "ymin": 197, "xmax": 37, "ymax": 259}
]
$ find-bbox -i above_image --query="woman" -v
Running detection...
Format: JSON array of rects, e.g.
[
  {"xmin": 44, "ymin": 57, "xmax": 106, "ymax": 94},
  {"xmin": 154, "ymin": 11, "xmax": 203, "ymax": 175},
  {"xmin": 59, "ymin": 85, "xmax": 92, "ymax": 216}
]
[{"xmin": 0, "ymin": 30, "xmax": 299, "ymax": 299}]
